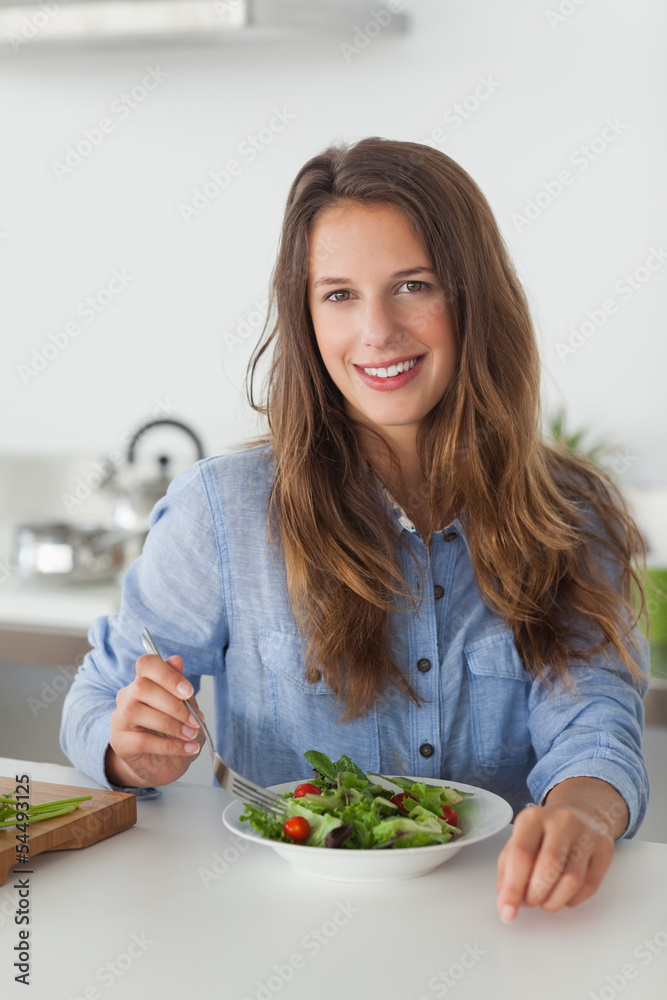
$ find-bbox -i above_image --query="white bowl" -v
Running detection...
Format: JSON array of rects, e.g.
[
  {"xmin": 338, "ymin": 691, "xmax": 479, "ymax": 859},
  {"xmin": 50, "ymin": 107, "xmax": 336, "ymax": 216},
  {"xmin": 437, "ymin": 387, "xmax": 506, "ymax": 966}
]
[{"xmin": 222, "ymin": 777, "xmax": 513, "ymax": 883}]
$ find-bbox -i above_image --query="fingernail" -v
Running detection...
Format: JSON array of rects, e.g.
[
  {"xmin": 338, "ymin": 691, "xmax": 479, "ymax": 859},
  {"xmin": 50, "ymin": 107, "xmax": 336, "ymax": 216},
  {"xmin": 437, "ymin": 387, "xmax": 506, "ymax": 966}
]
[
  {"xmin": 177, "ymin": 681, "xmax": 193, "ymax": 697},
  {"xmin": 184, "ymin": 742, "xmax": 199, "ymax": 754},
  {"xmin": 500, "ymin": 904, "xmax": 517, "ymax": 923},
  {"xmin": 187, "ymin": 714, "xmax": 199, "ymax": 728},
  {"xmin": 182, "ymin": 725, "xmax": 197, "ymax": 738}
]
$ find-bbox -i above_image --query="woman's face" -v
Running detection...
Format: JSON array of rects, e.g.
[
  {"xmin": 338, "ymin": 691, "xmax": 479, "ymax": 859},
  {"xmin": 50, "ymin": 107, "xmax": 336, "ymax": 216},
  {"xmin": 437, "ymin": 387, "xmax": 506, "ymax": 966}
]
[{"xmin": 307, "ymin": 201, "xmax": 457, "ymax": 447}]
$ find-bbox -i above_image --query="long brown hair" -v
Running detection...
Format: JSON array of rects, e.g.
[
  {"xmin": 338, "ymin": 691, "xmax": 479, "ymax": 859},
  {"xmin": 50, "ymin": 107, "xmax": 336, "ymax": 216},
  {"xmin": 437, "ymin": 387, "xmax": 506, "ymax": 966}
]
[{"xmin": 248, "ymin": 136, "xmax": 647, "ymax": 719}]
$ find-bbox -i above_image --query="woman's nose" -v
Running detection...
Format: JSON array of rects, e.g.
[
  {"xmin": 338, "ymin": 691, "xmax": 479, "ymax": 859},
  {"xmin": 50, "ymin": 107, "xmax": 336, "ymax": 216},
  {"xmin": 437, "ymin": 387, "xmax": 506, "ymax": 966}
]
[{"xmin": 359, "ymin": 297, "xmax": 405, "ymax": 351}]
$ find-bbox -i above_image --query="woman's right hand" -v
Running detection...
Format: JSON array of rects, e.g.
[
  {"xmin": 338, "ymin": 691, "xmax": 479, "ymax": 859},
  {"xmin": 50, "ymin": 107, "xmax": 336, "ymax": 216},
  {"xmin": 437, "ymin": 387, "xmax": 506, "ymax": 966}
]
[{"xmin": 106, "ymin": 652, "xmax": 205, "ymax": 787}]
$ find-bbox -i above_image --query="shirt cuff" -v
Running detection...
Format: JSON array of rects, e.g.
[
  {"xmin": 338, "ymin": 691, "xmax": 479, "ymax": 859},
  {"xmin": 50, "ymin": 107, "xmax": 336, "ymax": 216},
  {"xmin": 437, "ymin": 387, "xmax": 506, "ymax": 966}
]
[
  {"xmin": 60, "ymin": 698, "xmax": 116, "ymax": 789},
  {"xmin": 529, "ymin": 760, "xmax": 644, "ymax": 842},
  {"xmin": 61, "ymin": 698, "xmax": 162, "ymax": 798},
  {"xmin": 107, "ymin": 783, "xmax": 163, "ymax": 799},
  {"xmin": 101, "ymin": 740, "xmax": 162, "ymax": 799}
]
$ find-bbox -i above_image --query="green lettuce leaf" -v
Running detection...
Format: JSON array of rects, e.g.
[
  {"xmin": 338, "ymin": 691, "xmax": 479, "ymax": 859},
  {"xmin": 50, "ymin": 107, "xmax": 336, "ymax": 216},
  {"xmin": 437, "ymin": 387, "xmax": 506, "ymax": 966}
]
[{"xmin": 303, "ymin": 750, "xmax": 338, "ymax": 782}]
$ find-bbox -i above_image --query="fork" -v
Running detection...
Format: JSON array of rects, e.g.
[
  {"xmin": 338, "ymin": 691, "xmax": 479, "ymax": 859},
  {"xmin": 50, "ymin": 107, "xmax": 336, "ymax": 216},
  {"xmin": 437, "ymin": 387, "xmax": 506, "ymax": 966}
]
[{"xmin": 140, "ymin": 627, "xmax": 285, "ymax": 816}]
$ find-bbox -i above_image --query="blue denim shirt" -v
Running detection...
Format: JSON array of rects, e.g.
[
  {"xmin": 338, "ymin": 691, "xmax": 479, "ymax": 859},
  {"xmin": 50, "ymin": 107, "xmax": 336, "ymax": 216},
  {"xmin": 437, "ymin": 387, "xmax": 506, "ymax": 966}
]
[{"xmin": 60, "ymin": 444, "xmax": 650, "ymax": 837}]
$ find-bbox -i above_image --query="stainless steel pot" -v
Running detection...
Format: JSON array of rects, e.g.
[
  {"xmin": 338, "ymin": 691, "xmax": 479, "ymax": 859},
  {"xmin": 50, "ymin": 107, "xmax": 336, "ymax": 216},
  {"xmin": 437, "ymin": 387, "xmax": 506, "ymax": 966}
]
[{"xmin": 11, "ymin": 523, "xmax": 146, "ymax": 584}]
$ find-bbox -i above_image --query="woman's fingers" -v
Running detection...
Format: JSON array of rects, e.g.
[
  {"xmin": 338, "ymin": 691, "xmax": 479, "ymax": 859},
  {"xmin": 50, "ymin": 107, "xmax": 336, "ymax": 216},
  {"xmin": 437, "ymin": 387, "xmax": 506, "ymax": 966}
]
[
  {"xmin": 496, "ymin": 810, "xmax": 545, "ymax": 921},
  {"xmin": 496, "ymin": 805, "xmax": 614, "ymax": 921},
  {"xmin": 115, "ymin": 727, "xmax": 200, "ymax": 759},
  {"xmin": 117, "ymin": 696, "xmax": 200, "ymax": 741},
  {"xmin": 563, "ymin": 835, "xmax": 615, "ymax": 908},
  {"xmin": 135, "ymin": 652, "xmax": 194, "ymax": 701},
  {"xmin": 109, "ymin": 651, "xmax": 204, "ymax": 770},
  {"xmin": 123, "ymin": 653, "xmax": 200, "ymax": 731},
  {"xmin": 524, "ymin": 831, "xmax": 589, "ymax": 909},
  {"xmin": 117, "ymin": 675, "xmax": 199, "ymax": 732}
]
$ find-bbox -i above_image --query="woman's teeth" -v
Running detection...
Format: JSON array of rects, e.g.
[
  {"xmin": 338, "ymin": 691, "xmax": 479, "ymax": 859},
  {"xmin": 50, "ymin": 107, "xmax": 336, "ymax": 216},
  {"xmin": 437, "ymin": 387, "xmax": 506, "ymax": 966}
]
[{"xmin": 362, "ymin": 357, "xmax": 418, "ymax": 378}]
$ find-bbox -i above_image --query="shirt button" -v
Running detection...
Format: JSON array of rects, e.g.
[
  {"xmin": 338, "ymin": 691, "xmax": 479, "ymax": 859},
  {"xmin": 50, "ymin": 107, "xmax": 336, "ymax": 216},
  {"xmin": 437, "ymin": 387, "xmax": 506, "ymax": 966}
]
[
  {"xmin": 443, "ymin": 531, "xmax": 457, "ymax": 542},
  {"xmin": 419, "ymin": 742, "xmax": 434, "ymax": 758},
  {"xmin": 433, "ymin": 584, "xmax": 444, "ymax": 600},
  {"xmin": 417, "ymin": 658, "xmax": 432, "ymax": 673}
]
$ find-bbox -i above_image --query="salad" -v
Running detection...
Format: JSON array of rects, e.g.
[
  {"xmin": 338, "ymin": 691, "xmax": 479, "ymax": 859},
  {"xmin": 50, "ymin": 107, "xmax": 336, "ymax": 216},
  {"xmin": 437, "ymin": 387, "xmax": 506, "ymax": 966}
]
[{"xmin": 240, "ymin": 750, "xmax": 472, "ymax": 850}]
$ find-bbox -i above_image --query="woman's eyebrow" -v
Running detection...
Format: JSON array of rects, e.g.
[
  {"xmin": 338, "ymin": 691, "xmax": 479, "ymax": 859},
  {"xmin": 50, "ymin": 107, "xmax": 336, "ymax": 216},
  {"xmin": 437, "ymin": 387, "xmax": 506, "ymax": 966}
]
[{"xmin": 311, "ymin": 267, "xmax": 435, "ymax": 289}]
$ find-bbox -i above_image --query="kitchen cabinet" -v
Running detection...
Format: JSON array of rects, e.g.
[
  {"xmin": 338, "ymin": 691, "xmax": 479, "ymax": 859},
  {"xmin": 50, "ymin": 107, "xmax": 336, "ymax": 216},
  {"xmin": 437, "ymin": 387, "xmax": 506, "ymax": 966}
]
[
  {"xmin": 0, "ymin": 579, "xmax": 119, "ymax": 764},
  {"xmin": 0, "ymin": 580, "xmax": 214, "ymax": 782},
  {"xmin": 0, "ymin": 624, "xmax": 90, "ymax": 765}
]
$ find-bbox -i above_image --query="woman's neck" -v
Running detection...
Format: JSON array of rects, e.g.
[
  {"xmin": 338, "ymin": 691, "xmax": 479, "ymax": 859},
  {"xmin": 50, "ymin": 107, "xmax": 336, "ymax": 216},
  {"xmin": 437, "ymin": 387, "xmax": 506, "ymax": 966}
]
[{"xmin": 358, "ymin": 425, "xmax": 432, "ymax": 536}]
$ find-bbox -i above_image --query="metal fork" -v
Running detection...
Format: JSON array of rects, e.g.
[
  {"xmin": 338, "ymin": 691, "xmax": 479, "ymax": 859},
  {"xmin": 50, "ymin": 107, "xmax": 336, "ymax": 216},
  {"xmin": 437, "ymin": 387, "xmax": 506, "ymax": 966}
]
[{"xmin": 141, "ymin": 627, "xmax": 285, "ymax": 816}]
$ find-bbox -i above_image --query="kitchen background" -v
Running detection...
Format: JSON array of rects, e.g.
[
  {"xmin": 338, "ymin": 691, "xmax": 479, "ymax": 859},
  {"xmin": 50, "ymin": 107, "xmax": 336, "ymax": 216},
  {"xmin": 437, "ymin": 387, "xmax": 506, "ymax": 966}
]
[{"xmin": 0, "ymin": 0, "xmax": 665, "ymax": 837}]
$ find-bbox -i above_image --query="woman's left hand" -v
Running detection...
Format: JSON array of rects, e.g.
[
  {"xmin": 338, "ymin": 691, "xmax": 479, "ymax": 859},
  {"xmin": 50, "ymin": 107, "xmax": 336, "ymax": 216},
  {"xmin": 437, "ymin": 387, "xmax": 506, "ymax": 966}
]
[{"xmin": 495, "ymin": 776, "xmax": 627, "ymax": 921}]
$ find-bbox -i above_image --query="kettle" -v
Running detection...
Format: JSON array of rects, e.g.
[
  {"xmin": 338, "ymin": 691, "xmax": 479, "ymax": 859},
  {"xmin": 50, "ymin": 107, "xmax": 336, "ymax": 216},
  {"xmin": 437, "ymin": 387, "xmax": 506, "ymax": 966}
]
[{"xmin": 107, "ymin": 418, "xmax": 206, "ymax": 530}]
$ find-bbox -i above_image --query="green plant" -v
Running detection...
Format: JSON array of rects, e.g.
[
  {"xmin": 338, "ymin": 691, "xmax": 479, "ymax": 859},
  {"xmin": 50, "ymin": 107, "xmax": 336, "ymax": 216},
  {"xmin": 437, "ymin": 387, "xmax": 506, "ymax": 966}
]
[
  {"xmin": 547, "ymin": 408, "xmax": 662, "ymax": 649},
  {"xmin": 547, "ymin": 407, "xmax": 610, "ymax": 468}
]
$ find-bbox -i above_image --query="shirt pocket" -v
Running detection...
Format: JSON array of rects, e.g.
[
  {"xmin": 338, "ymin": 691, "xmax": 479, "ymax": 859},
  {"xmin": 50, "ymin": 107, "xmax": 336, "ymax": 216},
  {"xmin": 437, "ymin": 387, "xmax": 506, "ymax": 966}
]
[
  {"xmin": 258, "ymin": 628, "xmax": 380, "ymax": 772},
  {"xmin": 464, "ymin": 629, "xmax": 534, "ymax": 770}
]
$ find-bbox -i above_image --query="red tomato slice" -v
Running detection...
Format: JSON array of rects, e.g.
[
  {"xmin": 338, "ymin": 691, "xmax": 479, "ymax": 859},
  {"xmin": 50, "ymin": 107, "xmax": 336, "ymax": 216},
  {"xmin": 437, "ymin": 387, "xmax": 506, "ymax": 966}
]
[
  {"xmin": 441, "ymin": 805, "xmax": 458, "ymax": 827},
  {"xmin": 390, "ymin": 792, "xmax": 418, "ymax": 815},
  {"xmin": 282, "ymin": 816, "xmax": 311, "ymax": 843},
  {"xmin": 293, "ymin": 783, "xmax": 322, "ymax": 798}
]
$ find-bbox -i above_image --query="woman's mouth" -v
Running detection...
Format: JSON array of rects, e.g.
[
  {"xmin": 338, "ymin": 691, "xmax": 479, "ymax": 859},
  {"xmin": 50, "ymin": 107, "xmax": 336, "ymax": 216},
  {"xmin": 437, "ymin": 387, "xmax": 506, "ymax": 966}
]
[
  {"xmin": 362, "ymin": 357, "xmax": 419, "ymax": 378},
  {"xmin": 353, "ymin": 354, "xmax": 424, "ymax": 390}
]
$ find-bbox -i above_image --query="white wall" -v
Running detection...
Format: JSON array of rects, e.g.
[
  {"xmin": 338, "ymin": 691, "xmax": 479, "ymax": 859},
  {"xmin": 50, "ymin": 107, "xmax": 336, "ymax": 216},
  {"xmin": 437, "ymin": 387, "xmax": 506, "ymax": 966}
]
[{"xmin": 1, "ymin": 0, "xmax": 665, "ymax": 486}]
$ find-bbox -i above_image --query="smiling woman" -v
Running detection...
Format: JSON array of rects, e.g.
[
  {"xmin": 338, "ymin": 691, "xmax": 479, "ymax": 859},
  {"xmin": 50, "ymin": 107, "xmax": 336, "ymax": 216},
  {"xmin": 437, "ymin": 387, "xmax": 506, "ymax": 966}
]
[
  {"xmin": 62, "ymin": 136, "xmax": 650, "ymax": 925},
  {"xmin": 247, "ymin": 137, "xmax": 647, "ymax": 720},
  {"xmin": 307, "ymin": 202, "xmax": 458, "ymax": 487}
]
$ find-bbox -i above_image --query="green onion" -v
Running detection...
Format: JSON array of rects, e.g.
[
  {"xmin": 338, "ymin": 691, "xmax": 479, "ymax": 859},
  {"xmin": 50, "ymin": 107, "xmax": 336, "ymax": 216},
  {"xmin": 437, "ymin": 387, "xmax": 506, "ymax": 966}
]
[{"xmin": 0, "ymin": 793, "xmax": 92, "ymax": 829}]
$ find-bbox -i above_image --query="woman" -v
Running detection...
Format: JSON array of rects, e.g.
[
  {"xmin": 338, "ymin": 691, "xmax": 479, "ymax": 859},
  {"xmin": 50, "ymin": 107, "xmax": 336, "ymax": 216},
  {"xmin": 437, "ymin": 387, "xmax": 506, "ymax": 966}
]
[{"xmin": 61, "ymin": 137, "xmax": 650, "ymax": 923}]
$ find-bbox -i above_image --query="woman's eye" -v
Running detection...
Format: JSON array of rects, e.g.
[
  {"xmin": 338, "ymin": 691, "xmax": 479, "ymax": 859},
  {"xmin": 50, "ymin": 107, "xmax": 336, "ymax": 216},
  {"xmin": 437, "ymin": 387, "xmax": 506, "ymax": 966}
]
[{"xmin": 324, "ymin": 282, "xmax": 429, "ymax": 302}]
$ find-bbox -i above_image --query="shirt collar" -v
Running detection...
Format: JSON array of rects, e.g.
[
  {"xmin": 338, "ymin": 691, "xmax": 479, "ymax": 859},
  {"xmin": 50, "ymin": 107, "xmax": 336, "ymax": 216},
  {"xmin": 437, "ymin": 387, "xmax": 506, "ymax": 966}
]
[
  {"xmin": 383, "ymin": 487, "xmax": 419, "ymax": 535},
  {"xmin": 381, "ymin": 486, "xmax": 471, "ymax": 555}
]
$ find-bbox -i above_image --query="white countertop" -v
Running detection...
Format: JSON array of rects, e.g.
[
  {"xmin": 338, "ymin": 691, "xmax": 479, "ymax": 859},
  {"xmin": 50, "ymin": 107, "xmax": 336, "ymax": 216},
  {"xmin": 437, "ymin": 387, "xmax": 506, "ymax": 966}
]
[
  {"xmin": 1, "ymin": 756, "xmax": 666, "ymax": 1000},
  {"xmin": 0, "ymin": 578, "xmax": 120, "ymax": 631}
]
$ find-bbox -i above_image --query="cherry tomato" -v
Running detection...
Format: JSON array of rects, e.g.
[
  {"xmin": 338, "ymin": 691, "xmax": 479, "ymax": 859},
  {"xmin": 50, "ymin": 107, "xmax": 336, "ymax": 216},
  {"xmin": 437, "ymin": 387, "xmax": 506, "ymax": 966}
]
[
  {"xmin": 390, "ymin": 792, "xmax": 418, "ymax": 815},
  {"xmin": 293, "ymin": 783, "xmax": 322, "ymax": 798},
  {"xmin": 441, "ymin": 805, "xmax": 458, "ymax": 827},
  {"xmin": 282, "ymin": 816, "xmax": 311, "ymax": 843}
]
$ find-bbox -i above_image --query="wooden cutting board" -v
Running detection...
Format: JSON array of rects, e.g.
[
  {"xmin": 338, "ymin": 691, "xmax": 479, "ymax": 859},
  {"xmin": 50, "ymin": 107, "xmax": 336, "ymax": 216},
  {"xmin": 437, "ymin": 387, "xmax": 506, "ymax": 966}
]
[{"xmin": 0, "ymin": 776, "xmax": 137, "ymax": 885}]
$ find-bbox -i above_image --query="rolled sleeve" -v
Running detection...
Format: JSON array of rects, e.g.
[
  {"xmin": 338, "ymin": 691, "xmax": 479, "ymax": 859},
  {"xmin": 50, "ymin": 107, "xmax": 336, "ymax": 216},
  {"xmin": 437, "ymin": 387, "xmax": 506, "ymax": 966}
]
[
  {"xmin": 60, "ymin": 459, "xmax": 229, "ymax": 787},
  {"xmin": 526, "ymin": 630, "xmax": 650, "ymax": 840}
]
